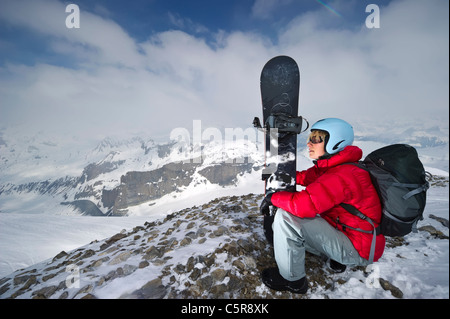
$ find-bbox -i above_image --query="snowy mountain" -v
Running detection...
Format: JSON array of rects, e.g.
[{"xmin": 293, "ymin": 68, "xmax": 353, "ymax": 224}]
[
  {"xmin": 0, "ymin": 119, "xmax": 448, "ymax": 299},
  {"xmin": 1, "ymin": 119, "xmax": 448, "ymax": 218},
  {"xmin": 0, "ymin": 127, "xmax": 266, "ymax": 217}
]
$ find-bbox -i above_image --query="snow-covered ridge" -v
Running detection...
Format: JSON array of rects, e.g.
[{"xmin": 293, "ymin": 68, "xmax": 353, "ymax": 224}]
[{"xmin": 0, "ymin": 186, "xmax": 448, "ymax": 299}]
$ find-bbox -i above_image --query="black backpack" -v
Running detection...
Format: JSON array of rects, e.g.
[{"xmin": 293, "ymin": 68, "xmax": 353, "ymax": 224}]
[{"xmin": 340, "ymin": 144, "xmax": 430, "ymax": 238}]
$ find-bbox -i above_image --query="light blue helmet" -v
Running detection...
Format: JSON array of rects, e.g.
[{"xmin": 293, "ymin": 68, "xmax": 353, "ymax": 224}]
[{"xmin": 311, "ymin": 118, "xmax": 354, "ymax": 155}]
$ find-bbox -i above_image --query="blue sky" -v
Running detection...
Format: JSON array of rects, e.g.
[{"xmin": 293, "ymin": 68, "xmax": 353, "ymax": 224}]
[
  {"xmin": 0, "ymin": 0, "xmax": 448, "ymax": 140},
  {"xmin": 1, "ymin": 0, "xmax": 392, "ymax": 67}
]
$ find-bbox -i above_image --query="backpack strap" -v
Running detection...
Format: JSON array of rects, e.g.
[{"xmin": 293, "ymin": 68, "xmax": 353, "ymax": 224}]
[
  {"xmin": 385, "ymin": 181, "xmax": 430, "ymax": 200},
  {"xmin": 339, "ymin": 203, "xmax": 379, "ymax": 264}
]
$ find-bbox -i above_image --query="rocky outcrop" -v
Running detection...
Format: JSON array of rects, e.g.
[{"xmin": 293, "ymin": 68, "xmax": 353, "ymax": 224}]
[
  {"xmin": 198, "ymin": 163, "xmax": 254, "ymax": 186},
  {"xmin": 80, "ymin": 159, "xmax": 125, "ymax": 183},
  {"xmin": 60, "ymin": 200, "xmax": 106, "ymax": 216},
  {"xmin": 112, "ymin": 161, "xmax": 200, "ymax": 215},
  {"xmin": 109, "ymin": 161, "xmax": 257, "ymax": 216}
]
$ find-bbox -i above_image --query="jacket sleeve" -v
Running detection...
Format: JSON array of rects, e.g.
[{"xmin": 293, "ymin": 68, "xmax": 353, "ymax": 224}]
[
  {"xmin": 273, "ymin": 172, "xmax": 347, "ymax": 218},
  {"xmin": 296, "ymin": 166, "xmax": 320, "ymax": 186}
]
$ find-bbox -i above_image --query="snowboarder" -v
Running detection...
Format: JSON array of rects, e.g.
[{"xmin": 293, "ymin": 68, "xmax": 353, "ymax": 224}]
[{"xmin": 260, "ymin": 118, "xmax": 386, "ymax": 294}]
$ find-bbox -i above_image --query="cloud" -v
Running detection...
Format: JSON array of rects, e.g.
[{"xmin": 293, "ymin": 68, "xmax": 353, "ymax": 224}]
[
  {"xmin": 0, "ymin": 0, "xmax": 448, "ymax": 143},
  {"xmin": 277, "ymin": 0, "xmax": 449, "ymax": 121},
  {"xmin": 251, "ymin": 0, "xmax": 293, "ymax": 20},
  {"xmin": 0, "ymin": 0, "xmax": 144, "ymax": 68},
  {"xmin": 168, "ymin": 12, "xmax": 209, "ymax": 34}
]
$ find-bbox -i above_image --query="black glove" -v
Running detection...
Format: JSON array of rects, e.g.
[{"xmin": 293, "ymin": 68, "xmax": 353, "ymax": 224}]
[{"xmin": 260, "ymin": 192, "xmax": 274, "ymax": 216}]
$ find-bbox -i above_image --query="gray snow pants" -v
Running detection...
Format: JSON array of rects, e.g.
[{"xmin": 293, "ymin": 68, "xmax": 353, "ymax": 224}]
[{"xmin": 273, "ymin": 209, "xmax": 371, "ymax": 281}]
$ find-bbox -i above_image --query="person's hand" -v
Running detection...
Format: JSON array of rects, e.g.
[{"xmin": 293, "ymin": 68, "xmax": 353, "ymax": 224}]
[{"xmin": 260, "ymin": 192, "xmax": 274, "ymax": 216}]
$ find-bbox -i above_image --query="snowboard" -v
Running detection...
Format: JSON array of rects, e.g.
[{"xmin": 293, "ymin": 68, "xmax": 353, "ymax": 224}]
[
  {"xmin": 253, "ymin": 56, "xmax": 305, "ymax": 244},
  {"xmin": 253, "ymin": 55, "xmax": 304, "ymax": 195}
]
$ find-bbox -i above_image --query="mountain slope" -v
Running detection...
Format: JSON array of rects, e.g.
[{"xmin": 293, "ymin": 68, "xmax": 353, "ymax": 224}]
[{"xmin": 0, "ymin": 178, "xmax": 448, "ymax": 299}]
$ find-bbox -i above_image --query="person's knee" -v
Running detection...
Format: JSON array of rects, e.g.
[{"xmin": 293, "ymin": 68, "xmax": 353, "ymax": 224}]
[{"xmin": 274, "ymin": 208, "xmax": 289, "ymax": 226}]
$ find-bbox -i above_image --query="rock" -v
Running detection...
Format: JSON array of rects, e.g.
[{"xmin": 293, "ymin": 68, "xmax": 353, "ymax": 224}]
[
  {"xmin": 14, "ymin": 274, "xmax": 32, "ymax": 286},
  {"xmin": 196, "ymin": 276, "xmax": 213, "ymax": 291},
  {"xmin": 242, "ymin": 256, "xmax": 257, "ymax": 269},
  {"xmin": 429, "ymin": 214, "xmax": 449, "ymax": 228},
  {"xmin": 379, "ymin": 278, "xmax": 403, "ymax": 298},
  {"xmin": 91, "ymin": 257, "xmax": 108, "ymax": 268},
  {"xmin": 210, "ymin": 284, "xmax": 228, "ymax": 296},
  {"xmin": 127, "ymin": 278, "xmax": 167, "ymax": 299},
  {"xmin": 237, "ymin": 238, "xmax": 252, "ymax": 253},
  {"xmin": 386, "ymin": 236, "xmax": 408, "ymax": 248},
  {"xmin": 196, "ymin": 228, "xmax": 208, "ymax": 237},
  {"xmin": 232, "ymin": 259, "xmax": 246, "ymax": 272},
  {"xmin": 122, "ymin": 264, "xmax": 137, "ymax": 276},
  {"xmin": 419, "ymin": 225, "xmax": 449, "ymax": 239},
  {"xmin": 42, "ymin": 273, "xmax": 57, "ymax": 282},
  {"xmin": 174, "ymin": 264, "xmax": 185, "ymax": 274},
  {"xmin": 75, "ymin": 284, "xmax": 93, "ymax": 298},
  {"xmin": 180, "ymin": 237, "xmax": 192, "ymax": 246},
  {"xmin": 32, "ymin": 285, "xmax": 58, "ymax": 299},
  {"xmin": 189, "ymin": 268, "xmax": 202, "ymax": 281},
  {"xmin": 185, "ymin": 231, "xmax": 197, "ymax": 239},
  {"xmin": 214, "ymin": 226, "xmax": 228, "ymax": 236},
  {"xmin": 226, "ymin": 274, "xmax": 243, "ymax": 291},
  {"xmin": 52, "ymin": 251, "xmax": 68, "ymax": 261},
  {"xmin": 211, "ymin": 268, "xmax": 228, "ymax": 282},
  {"xmin": 81, "ymin": 249, "xmax": 95, "ymax": 259},
  {"xmin": 186, "ymin": 256, "xmax": 195, "ymax": 272},
  {"xmin": 58, "ymin": 291, "xmax": 69, "ymax": 299},
  {"xmin": 186, "ymin": 221, "xmax": 196, "ymax": 229},
  {"xmin": 19, "ymin": 275, "xmax": 37, "ymax": 291},
  {"xmin": 142, "ymin": 246, "xmax": 162, "ymax": 260},
  {"xmin": 108, "ymin": 251, "xmax": 131, "ymax": 265},
  {"xmin": 196, "ymin": 254, "xmax": 215, "ymax": 268},
  {"xmin": 0, "ymin": 282, "xmax": 10, "ymax": 296},
  {"xmin": 107, "ymin": 233, "xmax": 128, "ymax": 244}
]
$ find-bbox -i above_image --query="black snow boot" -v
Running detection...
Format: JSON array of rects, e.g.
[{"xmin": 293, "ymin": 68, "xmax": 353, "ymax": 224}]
[
  {"xmin": 329, "ymin": 259, "xmax": 347, "ymax": 273},
  {"xmin": 262, "ymin": 267, "xmax": 308, "ymax": 294}
]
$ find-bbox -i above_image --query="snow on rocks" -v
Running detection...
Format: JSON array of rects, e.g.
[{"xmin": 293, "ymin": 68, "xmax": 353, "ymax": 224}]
[
  {"xmin": 0, "ymin": 194, "xmax": 271, "ymax": 299},
  {"xmin": 0, "ymin": 185, "xmax": 448, "ymax": 299}
]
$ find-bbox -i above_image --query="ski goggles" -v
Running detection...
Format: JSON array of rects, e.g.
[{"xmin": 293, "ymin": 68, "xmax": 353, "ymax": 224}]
[{"xmin": 308, "ymin": 134, "xmax": 324, "ymax": 144}]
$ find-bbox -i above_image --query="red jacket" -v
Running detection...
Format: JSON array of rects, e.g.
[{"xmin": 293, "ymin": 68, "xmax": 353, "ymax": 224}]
[{"xmin": 272, "ymin": 145, "xmax": 385, "ymax": 262}]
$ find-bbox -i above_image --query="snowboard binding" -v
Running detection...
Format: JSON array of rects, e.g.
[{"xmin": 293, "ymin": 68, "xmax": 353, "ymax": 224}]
[{"xmin": 253, "ymin": 114, "xmax": 309, "ymax": 134}]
